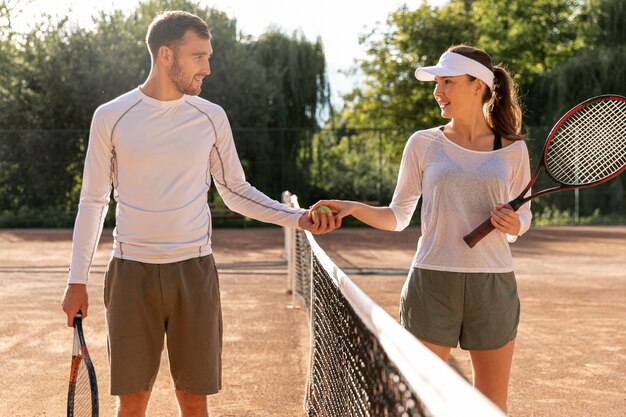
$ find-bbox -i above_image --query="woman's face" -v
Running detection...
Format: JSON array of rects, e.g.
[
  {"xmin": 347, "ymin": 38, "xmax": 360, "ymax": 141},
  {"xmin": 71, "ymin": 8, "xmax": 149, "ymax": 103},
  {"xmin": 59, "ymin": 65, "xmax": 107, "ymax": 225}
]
[{"xmin": 432, "ymin": 75, "xmax": 481, "ymax": 119}]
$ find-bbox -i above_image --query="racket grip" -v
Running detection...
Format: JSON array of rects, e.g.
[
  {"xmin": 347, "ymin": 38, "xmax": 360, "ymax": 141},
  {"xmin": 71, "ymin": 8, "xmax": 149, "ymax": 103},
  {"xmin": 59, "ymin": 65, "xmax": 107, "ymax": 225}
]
[{"xmin": 463, "ymin": 217, "xmax": 495, "ymax": 248}]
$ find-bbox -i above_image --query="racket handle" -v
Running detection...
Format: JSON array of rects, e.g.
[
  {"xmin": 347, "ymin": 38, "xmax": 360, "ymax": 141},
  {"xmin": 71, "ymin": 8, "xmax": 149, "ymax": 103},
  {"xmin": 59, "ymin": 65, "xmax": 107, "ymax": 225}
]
[{"xmin": 463, "ymin": 217, "xmax": 495, "ymax": 248}]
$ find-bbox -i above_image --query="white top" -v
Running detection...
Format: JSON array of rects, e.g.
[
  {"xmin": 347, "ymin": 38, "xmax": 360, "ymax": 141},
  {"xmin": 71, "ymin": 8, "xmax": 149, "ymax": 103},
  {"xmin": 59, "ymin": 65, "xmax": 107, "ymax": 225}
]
[
  {"xmin": 389, "ymin": 127, "xmax": 532, "ymax": 273},
  {"xmin": 68, "ymin": 88, "xmax": 304, "ymax": 284}
]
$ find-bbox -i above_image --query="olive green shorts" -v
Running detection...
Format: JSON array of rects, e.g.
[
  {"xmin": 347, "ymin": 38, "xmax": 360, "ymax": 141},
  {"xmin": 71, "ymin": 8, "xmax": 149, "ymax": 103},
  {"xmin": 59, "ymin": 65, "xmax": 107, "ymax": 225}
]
[
  {"xmin": 104, "ymin": 255, "xmax": 222, "ymax": 395},
  {"xmin": 400, "ymin": 268, "xmax": 519, "ymax": 350}
]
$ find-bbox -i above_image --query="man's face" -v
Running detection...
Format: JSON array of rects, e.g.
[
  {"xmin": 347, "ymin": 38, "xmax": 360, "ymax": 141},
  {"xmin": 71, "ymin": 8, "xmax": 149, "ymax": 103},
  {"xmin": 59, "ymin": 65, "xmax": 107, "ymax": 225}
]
[{"xmin": 168, "ymin": 30, "xmax": 212, "ymax": 96}]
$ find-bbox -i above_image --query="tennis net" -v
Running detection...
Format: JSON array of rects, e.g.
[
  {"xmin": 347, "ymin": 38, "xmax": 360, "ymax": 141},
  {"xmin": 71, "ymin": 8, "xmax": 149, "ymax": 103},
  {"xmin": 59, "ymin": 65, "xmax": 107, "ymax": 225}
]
[{"xmin": 282, "ymin": 191, "xmax": 506, "ymax": 417}]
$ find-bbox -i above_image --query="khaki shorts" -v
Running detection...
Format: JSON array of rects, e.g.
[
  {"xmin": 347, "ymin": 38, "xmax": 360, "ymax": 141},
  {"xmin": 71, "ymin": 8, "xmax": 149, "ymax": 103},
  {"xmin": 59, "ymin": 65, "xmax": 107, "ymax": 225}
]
[
  {"xmin": 400, "ymin": 268, "xmax": 519, "ymax": 350},
  {"xmin": 104, "ymin": 255, "xmax": 222, "ymax": 395}
]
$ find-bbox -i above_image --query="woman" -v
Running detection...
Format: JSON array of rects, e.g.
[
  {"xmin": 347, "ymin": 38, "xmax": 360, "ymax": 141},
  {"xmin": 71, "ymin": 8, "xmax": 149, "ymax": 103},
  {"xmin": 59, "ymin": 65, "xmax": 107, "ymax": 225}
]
[{"xmin": 313, "ymin": 45, "xmax": 531, "ymax": 413}]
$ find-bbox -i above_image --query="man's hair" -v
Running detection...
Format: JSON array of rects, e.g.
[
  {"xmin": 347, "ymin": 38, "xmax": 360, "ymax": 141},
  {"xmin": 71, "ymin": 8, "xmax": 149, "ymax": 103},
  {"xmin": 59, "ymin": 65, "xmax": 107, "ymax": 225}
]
[{"xmin": 146, "ymin": 11, "xmax": 211, "ymax": 59}]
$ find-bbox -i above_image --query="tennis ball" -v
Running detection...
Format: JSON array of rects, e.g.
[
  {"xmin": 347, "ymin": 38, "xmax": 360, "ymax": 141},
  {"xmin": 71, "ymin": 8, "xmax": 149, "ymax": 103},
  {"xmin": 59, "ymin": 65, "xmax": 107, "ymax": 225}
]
[{"xmin": 311, "ymin": 205, "xmax": 331, "ymax": 223}]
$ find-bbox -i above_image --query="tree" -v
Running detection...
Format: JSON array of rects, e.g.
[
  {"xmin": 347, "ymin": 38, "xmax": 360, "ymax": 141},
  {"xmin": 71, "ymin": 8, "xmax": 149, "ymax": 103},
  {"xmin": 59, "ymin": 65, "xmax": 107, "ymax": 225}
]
[
  {"xmin": 525, "ymin": 0, "xmax": 626, "ymax": 217},
  {"xmin": 0, "ymin": 1, "xmax": 18, "ymax": 127},
  {"xmin": 328, "ymin": 0, "xmax": 625, "ymax": 220},
  {"xmin": 470, "ymin": 0, "xmax": 583, "ymax": 89},
  {"xmin": 0, "ymin": 0, "xmax": 330, "ymax": 224},
  {"xmin": 341, "ymin": 2, "xmax": 477, "ymax": 130},
  {"xmin": 239, "ymin": 29, "xmax": 329, "ymax": 199},
  {"xmin": 527, "ymin": 0, "xmax": 626, "ymax": 123},
  {"xmin": 339, "ymin": 0, "xmax": 584, "ymax": 130},
  {"xmin": 321, "ymin": 3, "xmax": 479, "ymax": 204}
]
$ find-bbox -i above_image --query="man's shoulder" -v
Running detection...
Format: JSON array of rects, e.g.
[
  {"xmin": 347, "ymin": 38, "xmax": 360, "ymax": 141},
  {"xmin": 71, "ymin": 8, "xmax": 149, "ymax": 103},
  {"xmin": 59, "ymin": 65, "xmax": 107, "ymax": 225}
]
[
  {"xmin": 184, "ymin": 95, "xmax": 227, "ymax": 118},
  {"xmin": 94, "ymin": 89, "xmax": 142, "ymax": 119}
]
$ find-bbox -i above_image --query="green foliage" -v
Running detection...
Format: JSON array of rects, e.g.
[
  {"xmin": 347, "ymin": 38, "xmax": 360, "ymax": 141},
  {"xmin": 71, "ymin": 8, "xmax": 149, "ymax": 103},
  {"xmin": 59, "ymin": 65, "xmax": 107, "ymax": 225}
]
[
  {"xmin": 339, "ymin": 0, "xmax": 584, "ymax": 131},
  {"xmin": 332, "ymin": 0, "xmax": 624, "ymax": 225},
  {"xmin": 579, "ymin": 0, "xmax": 625, "ymax": 48},
  {"xmin": 1, "ymin": 0, "xmax": 623, "ymax": 227},
  {"xmin": 251, "ymin": 30, "xmax": 329, "ymax": 128},
  {"xmin": 0, "ymin": 2, "xmax": 19, "ymax": 128},
  {"xmin": 308, "ymin": 129, "xmax": 410, "ymax": 203},
  {"xmin": 527, "ymin": 0, "xmax": 626, "ymax": 124},
  {"xmin": 0, "ymin": 130, "xmax": 87, "ymax": 211},
  {"xmin": 533, "ymin": 207, "xmax": 626, "ymax": 226},
  {"xmin": 470, "ymin": 0, "xmax": 583, "ymax": 88},
  {"xmin": 522, "ymin": 0, "xmax": 626, "ymax": 218},
  {"xmin": 227, "ymin": 30, "xmax": 329, "ymax": 199},
  {"xmin": 0, "ymin": 0, "xmax": 329, "ymax": 226},
  {"xmin": 0, "ymin": 205, "xmax": 76, "ymax": 227},
  {"xmin": 527, "ymin": 47, "xmax": 626, "ymax": 124},
  {"xmin": 342, "ymin": 2, "xmax": 477, "ymax": 129}
]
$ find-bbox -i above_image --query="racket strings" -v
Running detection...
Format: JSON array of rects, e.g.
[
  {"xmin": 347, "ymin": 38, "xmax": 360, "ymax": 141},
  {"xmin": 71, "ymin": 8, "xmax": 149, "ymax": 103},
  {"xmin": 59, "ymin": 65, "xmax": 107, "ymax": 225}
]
[
  {"xmin": 71, "ymin": 357, "xmax": 94, "ymax": 416},
  {"xmin": 547, "ymin": 99, "xmax": 626, "ymax": 185},
  {"xmin": 550, "ymin": 103, "xmax": 625, "ymax": 183}
]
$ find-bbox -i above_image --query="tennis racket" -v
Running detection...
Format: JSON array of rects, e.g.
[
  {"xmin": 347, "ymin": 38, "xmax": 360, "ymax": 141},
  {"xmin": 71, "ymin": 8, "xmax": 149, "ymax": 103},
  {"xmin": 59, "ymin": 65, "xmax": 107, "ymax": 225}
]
[
  {"xmin": 464, "ymin": 94, "xmax": 626, "ymax": 248},
  {"xmin": 67, "ymin": 311, "xmax": 99, "ymax": 417}
]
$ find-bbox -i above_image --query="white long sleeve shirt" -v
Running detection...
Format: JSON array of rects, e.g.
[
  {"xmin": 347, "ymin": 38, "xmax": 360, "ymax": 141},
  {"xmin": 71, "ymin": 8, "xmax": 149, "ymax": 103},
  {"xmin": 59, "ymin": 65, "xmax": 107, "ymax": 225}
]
[
  {"xmin": 68, "ymin": 88, "xmax": 304, "ymax": 284},
  {"xmin": 389, "ymin": 127, "xmax": 532, "ymax": 273}
]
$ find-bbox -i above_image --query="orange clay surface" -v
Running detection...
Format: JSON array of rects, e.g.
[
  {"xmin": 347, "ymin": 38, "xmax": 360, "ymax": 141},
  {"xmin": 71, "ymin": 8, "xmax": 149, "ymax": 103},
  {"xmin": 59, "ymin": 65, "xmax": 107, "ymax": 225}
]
[{"xmin": 0, "ymin": 226, "xmax": 624, "ymax": 416}]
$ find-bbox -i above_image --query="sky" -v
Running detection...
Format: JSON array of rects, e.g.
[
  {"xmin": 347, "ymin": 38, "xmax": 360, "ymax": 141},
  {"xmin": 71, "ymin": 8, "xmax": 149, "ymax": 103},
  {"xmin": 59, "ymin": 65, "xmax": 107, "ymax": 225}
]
[{"xmin": 10, "ymin": 0, "xmax": 448, "ymax": 107}]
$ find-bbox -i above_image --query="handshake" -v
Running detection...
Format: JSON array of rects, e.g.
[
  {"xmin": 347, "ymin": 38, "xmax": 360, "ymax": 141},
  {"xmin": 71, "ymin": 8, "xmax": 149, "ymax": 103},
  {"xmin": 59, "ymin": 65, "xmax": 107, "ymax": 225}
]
[
  {"xmin": 298, "ymin": 199, "xmax": 395, "ymax": 235},
  {"xmin": 300, "ymin": 203, "xmax": 340, "ymax": 235}
]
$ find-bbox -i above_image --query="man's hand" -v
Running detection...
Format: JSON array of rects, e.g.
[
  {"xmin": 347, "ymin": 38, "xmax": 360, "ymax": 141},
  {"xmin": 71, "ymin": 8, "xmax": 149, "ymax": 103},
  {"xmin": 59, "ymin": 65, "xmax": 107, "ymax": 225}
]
[
  {"xmin": 61, "ymin": 284, "xmax": 89, "ymax": 327},
  {"xmin": 298, "ymin": 208, "xmax": 339, "ymax": 235}
]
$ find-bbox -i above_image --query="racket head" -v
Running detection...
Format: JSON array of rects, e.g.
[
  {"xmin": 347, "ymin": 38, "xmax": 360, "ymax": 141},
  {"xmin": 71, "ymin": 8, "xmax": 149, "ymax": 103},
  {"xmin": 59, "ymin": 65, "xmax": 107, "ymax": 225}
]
[
  {"xmin": 542, "ymin": 95, "xmax": 626, "ymax": 188},
  {"xmin": 67, "ymin": 312, "xmax": 99, "ymax": 417}
]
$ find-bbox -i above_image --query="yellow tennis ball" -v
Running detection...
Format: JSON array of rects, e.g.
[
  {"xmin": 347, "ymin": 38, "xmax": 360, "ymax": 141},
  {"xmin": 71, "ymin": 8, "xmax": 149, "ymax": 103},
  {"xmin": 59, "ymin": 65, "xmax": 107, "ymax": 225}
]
[{"xmin": 311, "ymin": 205, "xmax": 331, "ymax": 222}]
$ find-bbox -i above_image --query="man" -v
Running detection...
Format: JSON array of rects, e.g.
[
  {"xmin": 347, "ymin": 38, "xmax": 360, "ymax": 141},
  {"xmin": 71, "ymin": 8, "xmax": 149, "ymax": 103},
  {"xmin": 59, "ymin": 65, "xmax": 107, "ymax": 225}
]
[{"xmin": 61, "ymin": 10, "xmax": 335, "ymax": 417}]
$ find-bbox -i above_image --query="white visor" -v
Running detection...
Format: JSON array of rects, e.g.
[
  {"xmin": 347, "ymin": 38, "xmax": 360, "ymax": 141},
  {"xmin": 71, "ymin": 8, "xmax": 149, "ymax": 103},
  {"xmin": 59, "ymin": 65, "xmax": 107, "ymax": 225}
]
[{"xmin": 415, "ymin": 51, "xmax": 494, "ymax": 89}]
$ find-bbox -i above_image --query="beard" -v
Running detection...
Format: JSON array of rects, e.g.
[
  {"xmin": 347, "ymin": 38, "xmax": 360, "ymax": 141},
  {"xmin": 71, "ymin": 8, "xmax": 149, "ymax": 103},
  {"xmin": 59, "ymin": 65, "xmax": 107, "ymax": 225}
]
[{"xmin": 168, "ymin": 55, "xmax": 202, "ymax": 96}]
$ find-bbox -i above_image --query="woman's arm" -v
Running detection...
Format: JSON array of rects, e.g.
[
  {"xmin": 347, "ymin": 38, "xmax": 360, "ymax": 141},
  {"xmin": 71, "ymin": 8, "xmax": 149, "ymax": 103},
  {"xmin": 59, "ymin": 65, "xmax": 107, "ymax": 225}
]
[{"xmin": 311, "ymin": 200, "xmax": 397, "ymax": 231}]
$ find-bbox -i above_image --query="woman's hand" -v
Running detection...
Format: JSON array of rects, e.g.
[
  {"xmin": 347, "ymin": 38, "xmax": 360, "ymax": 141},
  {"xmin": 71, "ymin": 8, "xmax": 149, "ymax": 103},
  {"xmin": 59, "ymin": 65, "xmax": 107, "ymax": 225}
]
[
  {"xmin": 308, "ymin": 200, "xmax": 357, "ymax": 229},
  {"xmin": 490, "ymin": 204, "xmax": 520, "ymax": 236}
]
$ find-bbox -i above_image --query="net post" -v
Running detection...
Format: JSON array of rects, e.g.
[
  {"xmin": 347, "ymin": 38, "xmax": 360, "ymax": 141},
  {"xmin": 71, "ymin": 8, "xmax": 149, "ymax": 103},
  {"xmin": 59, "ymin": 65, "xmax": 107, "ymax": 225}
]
[
  {"xmin": 287, "ymin": 226, "xmax": 298, "ymax": 309},
  {"xmin": 304, "ymin": 230, "xmax": 315, "ymax": 412},
  {"xmin": 283, "ymin": 190, "xmax": 299, "ymax": 309},
  {"xmin": 282, "ymin": 191, "xmax": 291, "ymax": 292}
]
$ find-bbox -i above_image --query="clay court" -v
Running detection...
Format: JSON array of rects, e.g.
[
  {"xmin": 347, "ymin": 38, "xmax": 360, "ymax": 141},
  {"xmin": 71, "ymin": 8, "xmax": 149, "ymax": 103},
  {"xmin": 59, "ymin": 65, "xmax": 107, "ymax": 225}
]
[{"xmin": 0, "ymin": 225, "xmax": 624, "ymax": 416}]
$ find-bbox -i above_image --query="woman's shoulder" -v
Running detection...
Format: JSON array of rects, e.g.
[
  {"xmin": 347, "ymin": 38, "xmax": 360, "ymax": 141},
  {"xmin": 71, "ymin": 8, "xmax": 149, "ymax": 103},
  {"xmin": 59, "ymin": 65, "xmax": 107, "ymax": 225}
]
[
  {"xmin": 406, "ymin": 126, "xmax": 442, "ymax": 145},
  {"xmin": 500, "ymin": 137, "xmax": 530, "ymax": 165},
  {"xmin": 502, "ymin": 136, "xmax": 523, "ymax": 147}
]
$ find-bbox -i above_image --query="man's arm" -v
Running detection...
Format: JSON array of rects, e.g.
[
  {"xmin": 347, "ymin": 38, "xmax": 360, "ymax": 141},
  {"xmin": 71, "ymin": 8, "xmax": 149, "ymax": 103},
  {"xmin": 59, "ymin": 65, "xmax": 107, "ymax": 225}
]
[
  {"xmin": 62, "ymin": 107, "xmax": 114, "ymax": 325},
  {"xmin": 209, "ymin": 108, "xmax": 334, "ymax": 231}
]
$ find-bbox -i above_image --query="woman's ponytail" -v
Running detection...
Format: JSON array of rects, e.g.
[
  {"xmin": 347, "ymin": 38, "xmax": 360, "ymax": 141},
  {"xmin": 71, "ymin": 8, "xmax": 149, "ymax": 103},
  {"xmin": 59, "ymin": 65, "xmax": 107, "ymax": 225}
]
[{"xmin": 485, "ymin": 66, "xmax": 523, "ymax": 141}]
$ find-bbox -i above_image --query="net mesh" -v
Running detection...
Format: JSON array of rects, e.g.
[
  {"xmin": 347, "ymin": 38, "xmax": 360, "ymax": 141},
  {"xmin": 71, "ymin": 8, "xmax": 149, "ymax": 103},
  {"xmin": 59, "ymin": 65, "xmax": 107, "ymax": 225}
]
[
  {"xmin": 294, "ymin": 228, "xmax": 312, "ymax": 311},
  {"xmin": 283, "ymin": 192, "xmax": 506, "ymax": 417},
  {"xmin": 546, "ymin": 96, "xmax": 626, "ymax": 185},
  {"xmin": 304, "ymin": 248, "xmax": 424, "ymax": 417}
]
